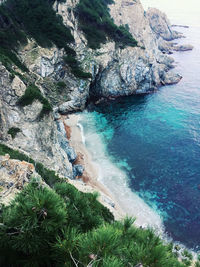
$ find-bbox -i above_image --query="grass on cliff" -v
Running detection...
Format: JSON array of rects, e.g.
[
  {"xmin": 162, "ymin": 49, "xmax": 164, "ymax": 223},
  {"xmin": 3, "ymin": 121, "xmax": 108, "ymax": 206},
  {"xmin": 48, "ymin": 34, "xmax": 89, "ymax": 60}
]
[
  {"xmin": 17, "ymin": 84, "xmax": 52, "ymax": 117},
  {"xmin": 75, "ymin": 0, "xmax": 138, "ymax": 49}
]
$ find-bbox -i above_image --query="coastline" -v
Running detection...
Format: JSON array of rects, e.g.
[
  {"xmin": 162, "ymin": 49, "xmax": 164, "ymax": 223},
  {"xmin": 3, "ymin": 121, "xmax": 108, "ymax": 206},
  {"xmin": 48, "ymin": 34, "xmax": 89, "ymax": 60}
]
[
  {"xmin": 62, "ymin": 113, "xmax": 164, "ymax": 231},
  {"xmin": 62, "ymin": 113, "xmax": 198, "ymax": 261},
  {"xmin": 62, "ymin": 113, "xmax": 125, "ymax": 221}
]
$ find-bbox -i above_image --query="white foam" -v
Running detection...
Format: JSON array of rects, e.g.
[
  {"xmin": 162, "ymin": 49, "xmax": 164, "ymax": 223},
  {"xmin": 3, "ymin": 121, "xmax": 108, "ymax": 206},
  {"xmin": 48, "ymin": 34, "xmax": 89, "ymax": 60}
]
[
  {"xmin": 78, "ymin": 112, "xmax": 164, "ymax": 234},
  {"xmin": 77, "ymin": 122, "xmax": 86, "ymax": 145}
]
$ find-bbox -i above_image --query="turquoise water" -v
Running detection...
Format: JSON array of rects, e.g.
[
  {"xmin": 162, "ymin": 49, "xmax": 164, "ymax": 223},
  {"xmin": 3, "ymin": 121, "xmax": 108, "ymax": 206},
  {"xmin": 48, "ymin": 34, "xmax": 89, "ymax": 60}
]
[{"xmin": 80, "ymin": 26, "xmax": 200, "ymax": 250}]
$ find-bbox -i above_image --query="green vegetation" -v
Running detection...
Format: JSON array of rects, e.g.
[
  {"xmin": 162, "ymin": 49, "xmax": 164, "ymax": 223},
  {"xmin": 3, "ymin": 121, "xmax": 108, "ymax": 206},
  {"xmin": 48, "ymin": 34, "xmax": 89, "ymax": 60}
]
[
  {"xmin": 0, "ymin": 48, "xmax": 28, "ymax": 73},
  {"xmin": 0, "ymin": 181, "xmax": 67, "ymax": 265},
  {"xmin": 0, "ymin": 0, "xmax": 92, "ymax": 79},
  {"xmin": 56, "ymin": 81, "xmax": 67, "ymax": 92},
  {"xmin": 63, "ymin": 54, "xmax": 92, "ymax": 79},
  {"xmin": 54, "ymin": 182, "xmax": 113, "ymax": 232},
  {"xmin": 7, "ymin": 127, "xmax": 21, "ymax": 139},
  {"xmin": 0, "ymin": 143, "xmax": 194, "ymax": 266},
  {"xmin": 17, "ymin": 84, "xmax": 52, "ymax": 117},
  {"xmin": 75, "ymin": 0, "xmax": 138, "ymax": 49},
  {"xmin": 0, "ymin": 143, "xmax": 61, "ymax": 186}
]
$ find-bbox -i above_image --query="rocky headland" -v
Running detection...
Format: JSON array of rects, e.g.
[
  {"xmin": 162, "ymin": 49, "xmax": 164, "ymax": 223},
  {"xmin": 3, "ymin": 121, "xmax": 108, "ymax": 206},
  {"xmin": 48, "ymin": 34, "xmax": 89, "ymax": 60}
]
[{"xmin": 0, "ymin": 0, "xmax": 193, "ymax": 211}]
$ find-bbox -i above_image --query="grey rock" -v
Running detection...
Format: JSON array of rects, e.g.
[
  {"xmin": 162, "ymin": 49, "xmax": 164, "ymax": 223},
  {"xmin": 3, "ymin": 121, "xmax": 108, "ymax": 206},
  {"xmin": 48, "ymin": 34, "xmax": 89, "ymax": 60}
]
[
  {"xmin": 73, "ymin": 164, "xmax": 84, "ymax": 178},
  {"xmin": 66, "ymin": 146, "xmax": 77, "ymax": 163},
  {"xmin": 147, "ymin": 8, "xmax": 183, "ymax": 41},
  {"xmin": 173, "ymin": 44, "xmax": 193, "ymax": 52}
]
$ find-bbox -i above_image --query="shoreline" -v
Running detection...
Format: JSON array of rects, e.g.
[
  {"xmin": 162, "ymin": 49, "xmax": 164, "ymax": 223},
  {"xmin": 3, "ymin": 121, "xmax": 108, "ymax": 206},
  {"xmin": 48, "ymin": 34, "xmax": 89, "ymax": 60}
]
[
  {"xmin": 62, "ymin": 113, "xmax": 163, "ymax": 231},
  {"xmin": 62, "ymin": 113, "xmax": 198, "ymax": 262},
  {"xmin": 62, "ymin": 114, "xmax": 125, "ymax": 221}
]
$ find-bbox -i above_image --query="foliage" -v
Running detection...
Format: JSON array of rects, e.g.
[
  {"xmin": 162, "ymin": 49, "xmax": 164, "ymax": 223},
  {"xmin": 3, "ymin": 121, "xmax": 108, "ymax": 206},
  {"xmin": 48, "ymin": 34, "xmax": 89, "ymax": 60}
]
[
  {"xmin": 0, "ymin": 0, "xmax": 74, "ymax": 49},
  {"xmin": 75, "ymin": 0, "xmax": 138, "ymax": 49},
  {"xmin": 7, "ymin": 127, "xmax": 21, "ymax": 139},
  {"xmin": 0, "ymin": 143, "xmax": 61, "ymax": 186},
  {"xmin": 56, "ymin": 81, "xmax": 66, "ymax": 92},
  {"xmin": 54, "ymin": 182, "xmax": 114, "ymax": 232},
  {"xmin": 54, "ymin": 218, "xmax": 186, "ymax": 267},
  {"xmin": 0, "ymin": 48, "xmax": 28, "ymax": 73},
  {"xmin": 63, "ymin": 54, "xmax": 92, "ymax": 79},
  {"xmin": 17, "ymin": 84, "xmax": 52, "ymax": 117},
  {"xmin": 0, "ymin": 0, "xmax": 92, "ymax": 79},
  {"xmin": 0, "ymin": 143, "xmax": 191, "ymax": 267},
  {"xmin": 182, "ymin": 249, "xmax": 193, "ymax": 261},
  {"xmin": 0, "ymin": 181, "xmax": 67, "ymax": 266}
]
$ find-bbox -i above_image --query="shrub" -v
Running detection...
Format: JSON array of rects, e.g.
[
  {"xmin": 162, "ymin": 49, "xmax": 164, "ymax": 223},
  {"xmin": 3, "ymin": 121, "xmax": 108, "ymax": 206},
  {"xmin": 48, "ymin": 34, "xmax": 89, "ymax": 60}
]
[
  {"xmin": 56, "ymin": 81, "xmax": 66, "ymax": 90},
  {"xmin": 54, "ymin": 182, "xmax": 114, "ymax": 232},
  {"xmin": 0, "ymin": 143, "xmax": 61, "ymax": 186},
  {"xmin": 0, "ymin": 0, "xmax": 74, "ymax": 71},
  {"xmin": 18, "ymin": 84, "xmax": 52, "ymax": 117},
  {"xmin": 0, "ymin": 181, "xmax": 67, "ymax": 265},
  {"xmin": 7, "ymin": 127, "xmax": 21, "ymax": 139},
  {"xmin": 0, "ymin": 144, "xmax": 187, "ymax": 267},
  {"xmin": 0, "ymin": 48, "xmax": 28, "ymax": 73},
  {"xmin": 63, "ymin": 54, "xmax": 92, "ymax": 79},
  {"xmin": 54, "ymin": 218, "xmax": 185, "ymax": 267},
  {"xmin": 75, "ymin": 0, "xmax": 138, "ymax": 49}
]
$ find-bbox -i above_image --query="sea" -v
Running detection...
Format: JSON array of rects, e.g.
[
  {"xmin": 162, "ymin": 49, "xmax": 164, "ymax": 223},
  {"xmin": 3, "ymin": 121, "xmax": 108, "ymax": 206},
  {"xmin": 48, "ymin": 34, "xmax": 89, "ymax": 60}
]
[{"xmin": 79, "ymin": 0, "xmax": 200, "ymax": 251}]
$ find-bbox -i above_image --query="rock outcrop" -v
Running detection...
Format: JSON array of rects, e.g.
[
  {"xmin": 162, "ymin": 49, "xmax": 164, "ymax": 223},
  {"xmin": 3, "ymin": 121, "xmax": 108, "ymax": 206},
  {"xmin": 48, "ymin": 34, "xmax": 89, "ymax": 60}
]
[
  {"xmin": 0, "ymin": 154, "xmax": 42, "ymax": 205},
  {"xmin": 0, "ymin": 0, "xmax": 189, "ymax": 179},
  {"xmin": 0, "ymin": 63, "xmax": 75, "ymax": 178},
  {"xmin": 146, "ymin": 8, "xmax": 183, "ymax": 41},
  {"xmin": 147, "ymin": 8, "xmax": 193, "ymax": 54}
]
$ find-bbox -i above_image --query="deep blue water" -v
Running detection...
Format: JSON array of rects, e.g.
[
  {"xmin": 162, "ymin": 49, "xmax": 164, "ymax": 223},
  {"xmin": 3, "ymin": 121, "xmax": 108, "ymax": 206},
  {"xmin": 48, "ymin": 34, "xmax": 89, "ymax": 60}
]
[{"xmin": 81, "ymin": 26, "xmax": 200, "ymax": 250}]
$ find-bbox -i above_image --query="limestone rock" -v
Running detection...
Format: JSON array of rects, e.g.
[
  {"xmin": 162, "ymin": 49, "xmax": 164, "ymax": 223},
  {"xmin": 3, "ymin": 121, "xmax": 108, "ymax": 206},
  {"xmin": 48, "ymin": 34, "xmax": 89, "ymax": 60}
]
[
  {"xmin": 146, "ymin": 8, "xmax": 183, "ymax": 41},
  {"xmin": 0, "ymin": 0, "xmax": 189, "ymax": 182},
  {"xmin": 172, "ymin": 44, "xmax": 193, "ymax": 52},
  {"xmin": 0, "ymin": 154, "xmax": 42, "ymax": 205},
  {"xmin": 73, "ymin": 164, "xmax": 84, "ymax": 178}
]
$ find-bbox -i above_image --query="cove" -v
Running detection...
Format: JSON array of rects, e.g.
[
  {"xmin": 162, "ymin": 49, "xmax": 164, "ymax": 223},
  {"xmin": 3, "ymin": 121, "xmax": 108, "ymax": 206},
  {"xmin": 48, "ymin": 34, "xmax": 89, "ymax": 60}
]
[{"xmin": 80, "ymin": 26, "xmax": 200, "ymax": 250}]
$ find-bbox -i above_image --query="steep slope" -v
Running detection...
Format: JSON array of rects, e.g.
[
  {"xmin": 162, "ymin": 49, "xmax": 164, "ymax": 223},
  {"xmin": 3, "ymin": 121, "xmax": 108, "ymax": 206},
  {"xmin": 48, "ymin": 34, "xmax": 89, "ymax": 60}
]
[{"xmin": 0, "ymin": 0, "xmax": 183, "ymax": 179}]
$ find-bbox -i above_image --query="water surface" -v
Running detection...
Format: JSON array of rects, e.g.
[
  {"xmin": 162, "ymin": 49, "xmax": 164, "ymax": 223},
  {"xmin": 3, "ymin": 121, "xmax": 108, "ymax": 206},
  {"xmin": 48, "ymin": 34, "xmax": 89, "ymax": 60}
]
[{"xmin": 80, "ymin": 26, "xmax": 200, "ymax": 249}]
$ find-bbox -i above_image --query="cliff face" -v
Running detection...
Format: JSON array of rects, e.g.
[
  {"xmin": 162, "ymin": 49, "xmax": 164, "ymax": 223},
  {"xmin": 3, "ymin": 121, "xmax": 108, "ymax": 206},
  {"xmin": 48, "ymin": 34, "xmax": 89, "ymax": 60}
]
[
  {"xmin": 0, "ymin": 0, "xmax": 183, "ymax": 177},
  {"xmin": 54, "ymin": 0, "xmax": 181, "ymax": 102}
]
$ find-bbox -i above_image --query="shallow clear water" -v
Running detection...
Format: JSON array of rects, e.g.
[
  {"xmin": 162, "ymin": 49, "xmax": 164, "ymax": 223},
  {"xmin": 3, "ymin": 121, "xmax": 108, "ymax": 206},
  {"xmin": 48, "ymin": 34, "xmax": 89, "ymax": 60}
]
[{"xmin": 80, "ymin": 26, "xmax": 200, "ymax": 250}]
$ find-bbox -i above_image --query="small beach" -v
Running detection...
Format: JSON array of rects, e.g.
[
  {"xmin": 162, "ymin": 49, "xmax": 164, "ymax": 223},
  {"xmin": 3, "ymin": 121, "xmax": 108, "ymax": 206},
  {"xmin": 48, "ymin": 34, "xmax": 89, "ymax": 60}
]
[
  {"xmin": 62, "ymin": 114, "xmax": 125, "ymax": 221},
  {"xmin": 63, "ymin": 113, "xmax": 164, "ymax": 232}
]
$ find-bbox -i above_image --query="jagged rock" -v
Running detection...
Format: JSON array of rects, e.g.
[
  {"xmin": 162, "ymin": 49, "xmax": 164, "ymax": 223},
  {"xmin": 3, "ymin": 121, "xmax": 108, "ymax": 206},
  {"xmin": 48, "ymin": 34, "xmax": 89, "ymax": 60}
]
[
  {"xmin": 147, "ymin": 8, "xmax": 183, "ymax": 41},
  {"xmin": 0, "ymin": 154, "xmax": 42, "ymax": 205},
  {"xmin": 161, "ymin": 72, "xmax": 182, "ymax": 85},
  {"xmin": 0, "ymin": 64, "xmax": 73, "ymax": 178},
  {"xmin": 66, "ymin": 146, "xmax": 77, "ymax": 163},
  {"xmin": 73, "ymin": 164, "xmax": 84, "ymax": 178},
  {"xmin": 172, "ymin": 44, "xmax": 193, "ymax": 52},
  {"xmin": 0, "ymin": 0, "xmax": 188, "ymax": 182}
]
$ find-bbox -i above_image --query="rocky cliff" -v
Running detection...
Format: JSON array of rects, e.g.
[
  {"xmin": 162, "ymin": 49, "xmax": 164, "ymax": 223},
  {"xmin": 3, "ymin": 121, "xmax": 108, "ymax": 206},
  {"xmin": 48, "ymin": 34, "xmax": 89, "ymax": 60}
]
[
  {"xmin": 0, "ymin": 0, "xmax": 187, "ymax": 179},
  {"xmin": 147, "ymin": 7, "xmax": 193, "ymax": 54}
]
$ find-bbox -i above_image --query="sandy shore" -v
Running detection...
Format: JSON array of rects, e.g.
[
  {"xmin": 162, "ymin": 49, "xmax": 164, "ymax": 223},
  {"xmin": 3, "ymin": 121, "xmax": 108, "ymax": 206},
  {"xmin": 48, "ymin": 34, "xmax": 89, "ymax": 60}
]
[{"xmin": 62, "ymin": 114, "xmax": 125, "ymax": 220}]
